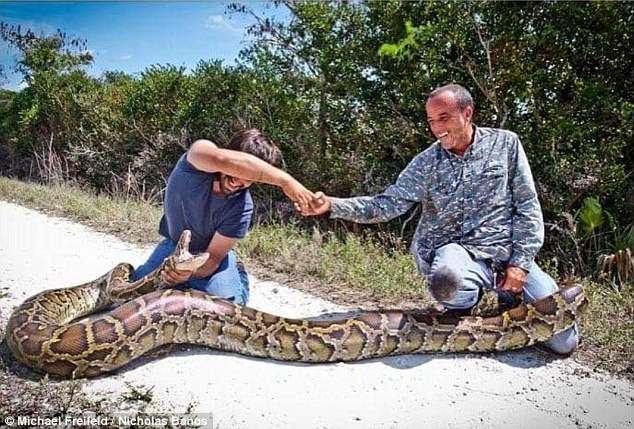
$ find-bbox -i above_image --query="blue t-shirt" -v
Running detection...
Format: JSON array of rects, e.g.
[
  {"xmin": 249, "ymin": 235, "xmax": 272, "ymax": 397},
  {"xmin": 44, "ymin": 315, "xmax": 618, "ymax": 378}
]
[{"xmin": 158, "ymin": 153, "xmax": 253, "ymax": 253}]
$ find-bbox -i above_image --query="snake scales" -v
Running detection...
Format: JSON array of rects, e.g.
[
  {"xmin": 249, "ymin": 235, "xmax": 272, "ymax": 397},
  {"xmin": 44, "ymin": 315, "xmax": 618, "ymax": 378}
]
[{"xmin": 5, "ymin": 230, "xmax": 587, "ymax": 379}]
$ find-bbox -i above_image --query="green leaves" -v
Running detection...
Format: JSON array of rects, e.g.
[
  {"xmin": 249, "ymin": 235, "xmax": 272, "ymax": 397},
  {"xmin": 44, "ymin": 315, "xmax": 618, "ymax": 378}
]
[
  {"xmin": 577, "ymin": 197, "xmax": 605, "ymax": 236},
  {"xmin": 378, "ymin": 20, "xmax": 421, "ymax": 60},
  {"xmin": 0, "ymin": 23, "xmax": 93, "ymax": 84}
]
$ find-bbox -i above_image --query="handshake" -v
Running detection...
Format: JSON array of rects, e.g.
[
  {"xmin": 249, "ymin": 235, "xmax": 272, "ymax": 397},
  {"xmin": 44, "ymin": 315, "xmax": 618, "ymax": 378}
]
[
  {"xmin": 277, "ymin": 177, "xmax": 330, "ymax": 216},
  {"xmin": 292, "ymin": 191, "xmax": 331, "ymax": 216}
]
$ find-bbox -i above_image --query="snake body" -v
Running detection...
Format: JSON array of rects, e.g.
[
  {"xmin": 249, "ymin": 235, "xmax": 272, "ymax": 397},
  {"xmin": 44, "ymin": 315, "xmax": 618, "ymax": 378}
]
[{"xmin": 5, "ymin": 231, "xmax": 587, "ymax": 378}]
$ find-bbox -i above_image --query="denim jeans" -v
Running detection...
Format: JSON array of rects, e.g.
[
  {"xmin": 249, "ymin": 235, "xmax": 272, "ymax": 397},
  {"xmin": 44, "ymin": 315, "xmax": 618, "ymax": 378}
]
[
  {"xmin": 133, "ymin": 238, "xmax": 250, "ymax": 306},
  {"xmin": 427, "ymin": 243, "xmax": 579, "ymax": 354}
]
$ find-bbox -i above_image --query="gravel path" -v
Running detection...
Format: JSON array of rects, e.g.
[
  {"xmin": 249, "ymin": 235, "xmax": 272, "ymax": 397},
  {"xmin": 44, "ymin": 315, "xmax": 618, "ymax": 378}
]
[{"xmin": 0, "ymin": 201, "xmax": 632, "ymax": 429}]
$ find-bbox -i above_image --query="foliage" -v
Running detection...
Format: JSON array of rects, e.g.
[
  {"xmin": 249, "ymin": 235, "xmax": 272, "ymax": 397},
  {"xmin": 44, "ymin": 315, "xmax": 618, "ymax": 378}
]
[
  {"xmin": 550, "ymin": 196, "xmax": 634, "ymax": 289},
  {"xmin": 0, "ymin": 2, "xmax": 632, "ymax": 284},
  {"xmin": 577, "ymin": 197, "xmax": 605, "ymax": 236},
  {"xmin": 232, "ymin": 0, "xmax": 409, "ymax": 194},
  {"xmin": 369, "ymin": 1, "xmax": 633, "ymax": 284},
  {"xmin": 0, "ymin": 23, "xmax": 93, "ymax": 84},
  {"xmin": 0, "ymin": 22, "xmax": 97, "ymax": 182}
]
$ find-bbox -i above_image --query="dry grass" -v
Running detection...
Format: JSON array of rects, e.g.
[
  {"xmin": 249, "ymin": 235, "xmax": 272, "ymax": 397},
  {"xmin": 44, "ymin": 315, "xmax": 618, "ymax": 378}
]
[
  {"xmin": 0, "ymin": 177, "xmax": 162, "ymax": 245},
  {"xmin": 576, "ymin": 283, "xmax": 634, "ymax": 377},
  {"xmin": 240, "ymin": 223, "xmax": 433, "ymax": 307}
]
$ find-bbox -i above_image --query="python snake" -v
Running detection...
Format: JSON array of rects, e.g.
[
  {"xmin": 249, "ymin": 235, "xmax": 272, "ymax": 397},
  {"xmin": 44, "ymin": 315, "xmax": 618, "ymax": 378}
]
[{"xmin": 5, "ymin": 230, "xmax": 588, "ymax": 379}]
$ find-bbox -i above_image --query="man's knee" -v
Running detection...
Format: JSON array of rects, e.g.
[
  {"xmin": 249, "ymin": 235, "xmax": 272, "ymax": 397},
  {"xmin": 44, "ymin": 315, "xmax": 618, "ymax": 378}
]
[
  {"xmin": 427, "ymin": 244, "xmax": 484, "ymax": 310},
  {"xmin": 133, "ymin": 239, "xmax": 175, "ymax": 281},
  {"xmin": 523, "ymin": 262, "xmax": 558, "ymax": 303},
  {"xmin": 196, "ymin": 256, "xmax": 250, "ymax": 305},
  {"xmin": 428, "ymin": 265, "xmax": 480, "ymax": 309},
  {"xmin": 429, "ymin": 265, "xmax": 461, "ymax": 302}
]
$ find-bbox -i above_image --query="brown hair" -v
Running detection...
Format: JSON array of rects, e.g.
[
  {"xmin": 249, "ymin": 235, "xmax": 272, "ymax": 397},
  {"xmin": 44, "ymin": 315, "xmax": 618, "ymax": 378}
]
[{"xmin": 226, "ymin": 128, "xmax": 282, "ymax": 166}]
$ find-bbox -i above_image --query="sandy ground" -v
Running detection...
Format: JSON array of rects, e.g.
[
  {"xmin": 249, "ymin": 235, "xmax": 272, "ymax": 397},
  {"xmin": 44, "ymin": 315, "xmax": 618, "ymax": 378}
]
[{"xmin": 0, "ymin": 200, "xmax": 632, "ymax": 429}]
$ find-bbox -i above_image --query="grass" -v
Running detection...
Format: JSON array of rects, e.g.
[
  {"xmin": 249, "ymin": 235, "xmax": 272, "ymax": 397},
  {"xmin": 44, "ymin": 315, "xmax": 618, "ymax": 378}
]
[
  {"xmin": 0, "ymin": 176, "xmax": 632, "ymax": 383},
  {"xmin": 0, "ymin": 177, "xmax": 162, "ymax": 245},
  {"xmin": 241, "ymin": 223, "xmax": 431, "ymax": 306},
  {"xmin": 578, "ymin": 282, "xmax": 634, "ymax": 376}
]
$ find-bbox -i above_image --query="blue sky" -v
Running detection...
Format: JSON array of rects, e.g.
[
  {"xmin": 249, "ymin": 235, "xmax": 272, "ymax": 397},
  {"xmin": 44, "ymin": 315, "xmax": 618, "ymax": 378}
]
[{"xmin": 0, "ymin": 1, "xmax": 288, "ymax": 90}]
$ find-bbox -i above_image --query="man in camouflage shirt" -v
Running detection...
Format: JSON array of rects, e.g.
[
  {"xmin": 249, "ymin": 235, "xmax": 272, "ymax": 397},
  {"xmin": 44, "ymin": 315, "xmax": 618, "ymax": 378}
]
[{"xmin": 303, "ymin": 84, "xmax": 578, "ymax": 354}]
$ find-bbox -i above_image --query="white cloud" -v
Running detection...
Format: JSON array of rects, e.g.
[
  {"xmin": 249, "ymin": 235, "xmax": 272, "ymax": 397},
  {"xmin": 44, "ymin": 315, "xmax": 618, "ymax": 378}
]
[
  {"xmin": 204, "ymin": 15, "xmax": 243, "ymax": 34},
  {"xmin": 120, "ymin": 55, "xmax": 132, "ymax": 61}
]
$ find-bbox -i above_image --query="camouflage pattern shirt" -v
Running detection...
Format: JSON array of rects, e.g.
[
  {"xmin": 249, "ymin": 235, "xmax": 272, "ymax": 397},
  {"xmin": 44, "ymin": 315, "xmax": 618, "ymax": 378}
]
[{"xmin": 330, "ymin": 126, "xmax": 544, "ymax": 274}]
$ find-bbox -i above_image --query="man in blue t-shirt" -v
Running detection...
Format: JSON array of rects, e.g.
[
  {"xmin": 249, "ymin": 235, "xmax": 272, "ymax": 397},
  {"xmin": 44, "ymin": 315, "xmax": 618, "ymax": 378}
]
[{"xmin": 133, "ymin": 128, "xmax": 315, "ymax": 305}]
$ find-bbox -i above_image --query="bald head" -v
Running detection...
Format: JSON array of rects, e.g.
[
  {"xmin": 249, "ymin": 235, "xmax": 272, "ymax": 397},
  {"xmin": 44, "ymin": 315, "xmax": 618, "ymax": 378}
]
[{"xmin": 427, "ymin": 84, "xmax": 474, "ymax": 111}]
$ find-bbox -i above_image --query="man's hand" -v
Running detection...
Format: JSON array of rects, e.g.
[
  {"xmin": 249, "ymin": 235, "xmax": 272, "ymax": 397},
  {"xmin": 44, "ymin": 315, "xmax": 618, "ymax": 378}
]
[
  {"xmin": 282, "ymin": 178, "xmax": 316, "ymax": 209},
  {"xmin": 499, "ymin": 265, "xmax": 527, "ymax": 294},
  {"xmin": 160, "ymin": 265, "xmax": 194, "ymax": 286},
  {"xmin": 298, "ymin": 191, "xmax": 331, "ymax": 216}
]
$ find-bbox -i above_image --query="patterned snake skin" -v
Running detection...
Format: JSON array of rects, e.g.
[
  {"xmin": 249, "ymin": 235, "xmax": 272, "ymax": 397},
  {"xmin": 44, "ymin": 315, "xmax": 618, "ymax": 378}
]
[{"xmin": 5, "ymin": 231, "xmax": 588, "ymax": 378}]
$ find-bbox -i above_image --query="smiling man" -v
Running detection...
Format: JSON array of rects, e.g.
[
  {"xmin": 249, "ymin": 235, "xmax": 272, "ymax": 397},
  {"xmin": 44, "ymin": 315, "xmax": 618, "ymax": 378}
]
[
  {"xmin": 133, "ymin": 128, "xmax": 315, "ymax": 306},
  {"xmin": 302, "ymin": 84, "xmax": 579, "ymax": 355}
]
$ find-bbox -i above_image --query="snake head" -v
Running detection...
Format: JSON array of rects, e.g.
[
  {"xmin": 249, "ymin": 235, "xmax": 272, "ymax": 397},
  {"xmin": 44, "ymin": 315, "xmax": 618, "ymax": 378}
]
[
  {"xmin": 171, "ymin": 230, "xmax": 209, "ymax": 272},
  {"xmin": 173, "ymin": 252, "xmax": 209, "ymax": 272},
  {"xmin": 176, "ymin": 229, "xmax": 192, "ymax": 252}
]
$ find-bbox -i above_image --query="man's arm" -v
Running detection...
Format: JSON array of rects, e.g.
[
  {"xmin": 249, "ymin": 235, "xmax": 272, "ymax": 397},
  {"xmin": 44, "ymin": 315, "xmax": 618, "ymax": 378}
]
[
  {"xmin": 500, "ymin": 136, "xmax": 544, "ymax": 294},
  {"xmin": 304, "ymin": 152, "xmax": 428, "ymax": 222},
  {"xmin": 328, "ymin": 193, "xmax": 417, "ymax": 223},
  {"xmin": 508, "ymin": 138, "xmax": 544, "ymax": 271},
  {"xmin": 187, "ymin": 139, "xmax": 315, "ymax": 206}
]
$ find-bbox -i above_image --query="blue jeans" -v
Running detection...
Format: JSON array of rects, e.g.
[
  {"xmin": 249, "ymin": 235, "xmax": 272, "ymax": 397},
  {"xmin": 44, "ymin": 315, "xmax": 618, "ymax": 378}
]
[
  {"xmin": 427, "ymin": 243, "xmax": 579, "ymax": 354},
  {"xmin": 133, "ymin": 238, "xmax": 250, "ymax": 305}
]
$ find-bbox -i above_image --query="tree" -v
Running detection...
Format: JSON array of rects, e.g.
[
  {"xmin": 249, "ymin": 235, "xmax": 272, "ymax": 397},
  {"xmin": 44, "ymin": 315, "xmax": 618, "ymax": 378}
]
[
  {"xmin": 0, "ymin": 22, "xmax": 95, "ymax": 181},
  {"xmin": 230, "ymin": 1, "xmax": 399, "ymax": 194}
]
